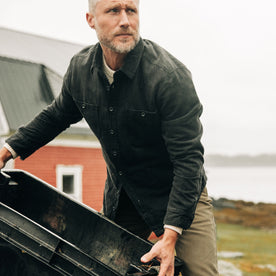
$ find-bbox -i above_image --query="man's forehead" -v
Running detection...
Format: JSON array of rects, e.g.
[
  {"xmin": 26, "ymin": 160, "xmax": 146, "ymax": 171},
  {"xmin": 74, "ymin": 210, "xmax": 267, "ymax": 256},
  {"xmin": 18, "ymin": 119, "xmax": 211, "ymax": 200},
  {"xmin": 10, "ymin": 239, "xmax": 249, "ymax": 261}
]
[{"xmin": 99, "ymin": 0, "xmax": 139, "ymax": 6}]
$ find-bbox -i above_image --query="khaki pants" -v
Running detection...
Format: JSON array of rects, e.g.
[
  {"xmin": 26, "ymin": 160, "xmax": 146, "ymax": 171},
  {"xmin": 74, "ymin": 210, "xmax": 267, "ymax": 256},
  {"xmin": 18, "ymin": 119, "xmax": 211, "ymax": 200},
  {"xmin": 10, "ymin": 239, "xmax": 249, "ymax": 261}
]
[
  {"xmin": 113, "ymin": 188, "xmax": 218, "ymax": 275},
  {"xmin": 175, "ymin": 188, "xmax": 219, "ymax": 275}
]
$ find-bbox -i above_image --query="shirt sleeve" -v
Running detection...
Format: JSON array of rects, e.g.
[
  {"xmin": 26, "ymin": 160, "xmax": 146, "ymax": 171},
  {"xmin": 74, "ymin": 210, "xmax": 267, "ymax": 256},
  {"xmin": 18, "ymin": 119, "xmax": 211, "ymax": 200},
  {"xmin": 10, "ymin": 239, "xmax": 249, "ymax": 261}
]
[
  {"xmin": 3, "ymin": 143, "xmax": 18, "ymax": 159},
  {"xmin": 158, "ymin": 67, "xmax": 206, "ymax": 230},
  {"xmin": 164, "ymin": 224, "xmax": 183, "ymax": 235}
]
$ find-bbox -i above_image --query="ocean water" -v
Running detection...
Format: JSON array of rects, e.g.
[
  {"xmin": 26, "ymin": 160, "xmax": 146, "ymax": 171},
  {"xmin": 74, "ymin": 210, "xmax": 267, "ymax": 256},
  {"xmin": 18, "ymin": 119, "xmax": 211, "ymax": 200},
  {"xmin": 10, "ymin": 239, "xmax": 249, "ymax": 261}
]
[{"xmin": 205, "ymin": 166, "xmax": 276, "ymax": 203}]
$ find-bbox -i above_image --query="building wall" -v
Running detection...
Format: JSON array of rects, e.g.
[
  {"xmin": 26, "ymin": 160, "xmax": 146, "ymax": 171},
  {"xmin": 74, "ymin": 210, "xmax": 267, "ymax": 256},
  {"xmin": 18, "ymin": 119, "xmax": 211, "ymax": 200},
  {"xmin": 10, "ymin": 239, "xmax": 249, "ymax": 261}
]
[{"xmin": 14, "ymin": 145, "xmax": 107, "ymax": 211}]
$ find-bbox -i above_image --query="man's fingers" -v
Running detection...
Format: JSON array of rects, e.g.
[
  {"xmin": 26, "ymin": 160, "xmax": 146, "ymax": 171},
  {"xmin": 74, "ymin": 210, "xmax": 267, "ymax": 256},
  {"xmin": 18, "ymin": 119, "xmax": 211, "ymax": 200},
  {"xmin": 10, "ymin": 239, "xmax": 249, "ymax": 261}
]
[
  {"xmin": 140, "ymin": 250, "xmax": 154, "ymax": 263},
  {"xmin": 158, "ymin": 260, "xmax": 174, "ymax": 276},
  {"xmin": 141, "ymin": 238, "xmax": 175, "ymax": 275},
  {"xmin": 167, "ymin": 263, "xmax": 174, "ymax": 276}
]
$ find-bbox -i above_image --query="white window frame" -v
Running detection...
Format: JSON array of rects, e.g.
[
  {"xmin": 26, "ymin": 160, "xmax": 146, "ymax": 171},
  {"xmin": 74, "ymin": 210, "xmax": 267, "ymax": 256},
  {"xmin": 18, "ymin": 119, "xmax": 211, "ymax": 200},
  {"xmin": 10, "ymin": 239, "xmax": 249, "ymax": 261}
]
[
  {"xmin": 56, "ymin": 165, "xmax": 83, "ymax": 202},
  {"xmin": 0, "ymin": 101, "xmax": 9, "ymax": 135}
]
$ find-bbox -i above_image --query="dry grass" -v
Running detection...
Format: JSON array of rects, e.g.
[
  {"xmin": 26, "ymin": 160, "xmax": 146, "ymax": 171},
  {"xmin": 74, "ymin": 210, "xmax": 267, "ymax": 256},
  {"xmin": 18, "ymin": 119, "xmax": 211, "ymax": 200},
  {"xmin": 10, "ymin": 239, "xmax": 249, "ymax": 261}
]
[
  {"xmin": 215, "ymin": 200, "xmax": 276, "ymax": 276},
  {"xmin": 214, "ymin": 200, "xmax": 276, "ymax": 230}
]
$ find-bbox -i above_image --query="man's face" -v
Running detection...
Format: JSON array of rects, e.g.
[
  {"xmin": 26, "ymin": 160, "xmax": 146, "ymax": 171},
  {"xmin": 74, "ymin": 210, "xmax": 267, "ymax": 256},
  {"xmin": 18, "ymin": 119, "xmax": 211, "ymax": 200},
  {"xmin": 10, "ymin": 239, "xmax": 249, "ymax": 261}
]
[{"xmin": 87, "ymin": 0, "xmax": 140, "ymax": 54}]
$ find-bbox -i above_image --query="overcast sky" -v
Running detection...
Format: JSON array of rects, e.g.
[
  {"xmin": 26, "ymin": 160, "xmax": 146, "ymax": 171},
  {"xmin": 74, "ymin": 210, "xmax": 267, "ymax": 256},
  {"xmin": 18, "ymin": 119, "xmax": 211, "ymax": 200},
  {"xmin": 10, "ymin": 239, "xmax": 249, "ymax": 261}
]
[{"xmin": 1, "ymin": 0, "xmax": 276, "ymax": 155}]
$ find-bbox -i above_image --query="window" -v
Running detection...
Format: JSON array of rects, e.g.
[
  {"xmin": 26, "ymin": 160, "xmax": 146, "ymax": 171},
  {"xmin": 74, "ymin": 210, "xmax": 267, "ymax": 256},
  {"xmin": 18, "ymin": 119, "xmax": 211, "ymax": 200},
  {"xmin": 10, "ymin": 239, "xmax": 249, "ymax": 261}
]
[{"xmin": 56, "ymin": 165, "xmax": 83, "ymax": 202}]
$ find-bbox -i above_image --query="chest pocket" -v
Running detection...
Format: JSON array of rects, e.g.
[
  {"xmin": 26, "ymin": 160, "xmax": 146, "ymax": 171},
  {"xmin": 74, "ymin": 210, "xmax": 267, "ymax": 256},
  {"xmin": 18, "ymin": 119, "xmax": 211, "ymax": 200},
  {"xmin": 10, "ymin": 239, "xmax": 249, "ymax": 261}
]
[
  {"xmin": 75, "ymin": 100, "xmax": 101, "ymax": 139},
  {"xmin": 126, "ymin": 110, "xmax": 162, "ymax": 146}
]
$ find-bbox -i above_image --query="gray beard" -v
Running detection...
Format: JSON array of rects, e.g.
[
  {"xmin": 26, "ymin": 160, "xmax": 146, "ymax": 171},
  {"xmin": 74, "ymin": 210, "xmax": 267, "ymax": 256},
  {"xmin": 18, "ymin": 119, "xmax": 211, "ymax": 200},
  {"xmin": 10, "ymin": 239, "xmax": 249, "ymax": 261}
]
[{"xmin": 99, "ymin": 35, "xmax": 140, "ymax": 54}]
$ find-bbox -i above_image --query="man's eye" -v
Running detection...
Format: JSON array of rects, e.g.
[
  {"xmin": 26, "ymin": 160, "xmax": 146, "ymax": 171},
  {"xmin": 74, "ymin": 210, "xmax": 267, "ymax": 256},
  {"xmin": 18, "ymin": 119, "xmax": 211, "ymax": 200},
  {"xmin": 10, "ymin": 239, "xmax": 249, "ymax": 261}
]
[
  {"xmin": 108, "ymin": 8, "xmax": 119, "ymax": 13},
  {"xmin": 127, "ymin": 8, "xmax": 136, "ymax": 14}
]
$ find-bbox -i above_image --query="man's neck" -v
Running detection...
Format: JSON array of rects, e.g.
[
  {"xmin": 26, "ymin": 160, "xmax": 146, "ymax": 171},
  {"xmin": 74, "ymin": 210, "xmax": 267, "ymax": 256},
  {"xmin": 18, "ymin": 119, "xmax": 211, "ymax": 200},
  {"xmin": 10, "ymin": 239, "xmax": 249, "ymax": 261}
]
[{"xmin": 101, "ymin": 44, "xmax": 127, "ymax": 71}]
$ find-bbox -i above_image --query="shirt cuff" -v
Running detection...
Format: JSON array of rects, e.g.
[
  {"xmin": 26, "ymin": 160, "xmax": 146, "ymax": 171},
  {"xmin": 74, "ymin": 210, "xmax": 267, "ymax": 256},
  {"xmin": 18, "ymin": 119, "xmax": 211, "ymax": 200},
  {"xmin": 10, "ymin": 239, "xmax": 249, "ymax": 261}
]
[
  {"xmin": 164, "ymin": 224, "xmax": 183, "ymax": 235},
  {"xmin": 4, "ymin": 143, "xmax": 18, "ymax": 159}
]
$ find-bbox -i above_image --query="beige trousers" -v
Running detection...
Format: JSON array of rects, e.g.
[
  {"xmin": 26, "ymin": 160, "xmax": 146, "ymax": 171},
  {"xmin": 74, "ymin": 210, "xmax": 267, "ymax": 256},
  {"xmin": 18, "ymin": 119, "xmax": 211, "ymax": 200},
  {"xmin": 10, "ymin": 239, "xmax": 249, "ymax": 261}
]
[
  {"xmin": 175, "ymin": 187, "xmax": 219, "ymax": 275},
  {"xmin": 113, "ymin": 187, "xmax": 219, "ymax": 275}
]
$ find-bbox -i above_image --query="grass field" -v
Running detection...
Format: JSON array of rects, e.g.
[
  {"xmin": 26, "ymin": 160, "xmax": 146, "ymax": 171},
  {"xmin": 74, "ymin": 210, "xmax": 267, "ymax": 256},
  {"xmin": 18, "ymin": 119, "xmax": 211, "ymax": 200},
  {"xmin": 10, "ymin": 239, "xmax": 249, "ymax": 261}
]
[{"xmin": 216, "ymin": 223, "xmax": 276, "ymax": 276}]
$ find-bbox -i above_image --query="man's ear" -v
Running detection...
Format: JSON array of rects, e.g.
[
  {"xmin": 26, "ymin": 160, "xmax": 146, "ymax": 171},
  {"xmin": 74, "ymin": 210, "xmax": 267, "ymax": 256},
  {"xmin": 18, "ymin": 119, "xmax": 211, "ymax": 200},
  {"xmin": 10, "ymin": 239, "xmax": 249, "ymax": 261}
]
[{"xmin": 86, "ymin": 12, "xmax": 95, "ymax": 29}]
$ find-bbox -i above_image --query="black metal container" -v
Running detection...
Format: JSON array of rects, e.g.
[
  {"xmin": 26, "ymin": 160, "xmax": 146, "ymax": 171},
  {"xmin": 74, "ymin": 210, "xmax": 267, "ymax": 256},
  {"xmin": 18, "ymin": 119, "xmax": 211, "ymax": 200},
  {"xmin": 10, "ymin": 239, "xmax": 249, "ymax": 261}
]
[{"xmin": 0, "ymin": 170, "xmax": 183, "ymax": 275}]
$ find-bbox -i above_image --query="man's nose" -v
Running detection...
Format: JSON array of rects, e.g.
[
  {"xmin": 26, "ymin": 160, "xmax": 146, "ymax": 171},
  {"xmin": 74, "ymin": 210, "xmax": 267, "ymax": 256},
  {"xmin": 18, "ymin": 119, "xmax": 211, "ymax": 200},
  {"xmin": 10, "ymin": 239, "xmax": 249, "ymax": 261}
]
[{"xmin": 119, "ymin": 10, "xmax": 130, "ymax": 27}]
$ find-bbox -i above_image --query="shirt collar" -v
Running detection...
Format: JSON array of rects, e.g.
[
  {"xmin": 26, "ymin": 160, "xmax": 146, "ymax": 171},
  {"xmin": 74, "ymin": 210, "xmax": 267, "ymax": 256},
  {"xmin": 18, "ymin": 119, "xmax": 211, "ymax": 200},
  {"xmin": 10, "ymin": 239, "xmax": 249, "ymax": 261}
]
[
  {"xmin": 90, "ymin": 43, "xmax": 103, "ymax": 73},
  {"xmin": 90, "ymin": 38, "xmax": 144, "ymax": 80}
]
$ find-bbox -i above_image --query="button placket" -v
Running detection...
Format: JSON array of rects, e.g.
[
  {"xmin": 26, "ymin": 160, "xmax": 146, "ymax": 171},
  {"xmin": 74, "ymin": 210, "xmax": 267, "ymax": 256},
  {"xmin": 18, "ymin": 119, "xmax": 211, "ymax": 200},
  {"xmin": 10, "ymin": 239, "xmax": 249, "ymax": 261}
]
[{"xmin": 106, "ymin": 81, "xmax": 121, "ymax": 172}]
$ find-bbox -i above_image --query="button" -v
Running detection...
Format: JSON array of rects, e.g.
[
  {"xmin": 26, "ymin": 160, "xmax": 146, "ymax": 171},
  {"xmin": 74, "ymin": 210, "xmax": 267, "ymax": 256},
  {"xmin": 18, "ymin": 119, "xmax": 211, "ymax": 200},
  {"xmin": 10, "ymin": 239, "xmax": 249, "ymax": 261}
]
[
  {"xmin": 141, "ymin": 111, "xmax": 146, "ymax": 117},
  {"xmin": 109, "ymin": 129, "xmax": 115, "ymax": 135},
  {"xmin": 112, "ymin": 206, "xmax": 116, "ymax": 211},
  {"xmin": 118, "ymin": 171, "xmax": 123, "ymax": 176},
  {"xmin": 112, "ymin": 151, "xmax": 118, "ymax": 157},
  {"xmin": 109, "ymin": 107, "xmax": 114, "ymax": 112},
  {"xmin": 81, "ymin": 104, "xmax": 86, "ymax": 109}
]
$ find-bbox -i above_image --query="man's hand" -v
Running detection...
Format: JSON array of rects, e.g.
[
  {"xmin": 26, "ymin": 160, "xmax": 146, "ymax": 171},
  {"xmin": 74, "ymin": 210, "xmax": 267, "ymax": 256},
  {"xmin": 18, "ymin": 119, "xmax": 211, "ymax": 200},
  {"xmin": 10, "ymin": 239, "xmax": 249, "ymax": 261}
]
[
  {"xmin": 141, "ymin": 228, "xmax": 178, "ymax": 276},
  {"xmin": 0, "ymin": 160, "xmax": 4, "ymax": 170},
  {"xmin": 0, "ymin": 147, "xmax": 12, "ymax": 169}
]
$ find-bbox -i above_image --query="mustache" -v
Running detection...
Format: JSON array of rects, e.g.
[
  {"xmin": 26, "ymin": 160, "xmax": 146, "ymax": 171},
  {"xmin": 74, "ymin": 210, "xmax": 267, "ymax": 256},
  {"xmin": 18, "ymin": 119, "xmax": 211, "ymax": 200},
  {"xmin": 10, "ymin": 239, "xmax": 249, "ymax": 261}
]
[
  {"xmin": 114, "ymin": 32, "xmax": 134, "ymax": 36},
  {"xmin": 113, "ymin": 28, "xmax": 137, "ymax": 37}
]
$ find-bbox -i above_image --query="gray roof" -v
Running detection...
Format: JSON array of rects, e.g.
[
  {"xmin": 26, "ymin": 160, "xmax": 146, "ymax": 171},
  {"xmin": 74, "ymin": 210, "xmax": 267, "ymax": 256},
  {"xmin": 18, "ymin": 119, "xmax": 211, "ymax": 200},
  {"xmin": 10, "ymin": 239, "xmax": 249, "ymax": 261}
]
[
  {"xmin": 0, "ymin": 27, "xmax": 85, "ymax": 76},
  {"xmin": 0, "ymin": 56, "xmax": 92, "ymax": 137},
  {"xmin": 0, "ymin": 56, "xmax": 55, "ymax": 131}
]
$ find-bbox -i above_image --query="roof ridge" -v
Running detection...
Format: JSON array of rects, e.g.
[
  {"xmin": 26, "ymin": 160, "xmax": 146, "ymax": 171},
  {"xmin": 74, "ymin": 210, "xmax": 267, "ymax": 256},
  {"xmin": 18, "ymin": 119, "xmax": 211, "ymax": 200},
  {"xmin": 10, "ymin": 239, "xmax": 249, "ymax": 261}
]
[
  {"xmin": 0, "ymin": 55, "xmax": 44, "ymax": 66},
  {"xmin": 0, "ymin": 26, "xmax": 86, "ymax": 48},
  {"xmin": 0, "ymin": 55, "xmax": 62, "ymax": 78}
]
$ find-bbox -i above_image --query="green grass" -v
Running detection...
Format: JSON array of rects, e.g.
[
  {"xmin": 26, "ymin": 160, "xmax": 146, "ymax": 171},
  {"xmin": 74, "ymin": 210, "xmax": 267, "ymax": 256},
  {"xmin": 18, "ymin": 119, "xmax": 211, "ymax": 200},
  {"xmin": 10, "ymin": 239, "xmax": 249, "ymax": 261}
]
[{"xmin": 216, "ymin": 223, "xmax": 276, "ymax": 275}]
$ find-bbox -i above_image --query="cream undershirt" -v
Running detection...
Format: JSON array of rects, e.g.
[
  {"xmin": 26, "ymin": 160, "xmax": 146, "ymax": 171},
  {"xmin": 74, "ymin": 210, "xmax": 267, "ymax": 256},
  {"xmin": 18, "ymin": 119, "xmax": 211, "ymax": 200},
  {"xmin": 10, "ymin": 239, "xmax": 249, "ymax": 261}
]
[{"xmin": 102, "ymin": 54, "xmax": 115, "ymax": 84}]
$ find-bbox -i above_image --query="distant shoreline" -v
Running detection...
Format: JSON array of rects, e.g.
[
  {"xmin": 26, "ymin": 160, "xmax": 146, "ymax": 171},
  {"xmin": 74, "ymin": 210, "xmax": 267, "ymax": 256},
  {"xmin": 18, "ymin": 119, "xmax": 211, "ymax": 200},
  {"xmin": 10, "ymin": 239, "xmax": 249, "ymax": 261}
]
[
  {"xmin": 211, "ymin": 196, "xmax": 276, "ymax": 205},
  {"xmin": 205, "ymin": 154, "xmax": 276, "ymax": 167}
]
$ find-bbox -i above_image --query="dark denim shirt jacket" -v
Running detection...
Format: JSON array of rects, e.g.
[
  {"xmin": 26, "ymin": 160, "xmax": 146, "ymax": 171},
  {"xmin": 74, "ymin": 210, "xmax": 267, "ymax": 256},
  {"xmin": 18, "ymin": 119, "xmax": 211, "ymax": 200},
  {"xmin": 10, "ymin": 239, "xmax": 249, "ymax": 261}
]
[{"xmin": 7, "ymin": 38, "xmax": 206, "ymax": 236}]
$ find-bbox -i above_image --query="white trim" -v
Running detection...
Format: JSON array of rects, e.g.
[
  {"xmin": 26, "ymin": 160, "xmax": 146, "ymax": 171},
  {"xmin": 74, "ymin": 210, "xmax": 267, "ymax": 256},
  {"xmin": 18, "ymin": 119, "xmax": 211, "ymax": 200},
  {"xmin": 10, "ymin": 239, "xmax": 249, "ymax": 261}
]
[
  {"xmin": 56, "ymin": 165, "xmax": 83, "ymax": 202},
  {"xmin": 0, "ymin": 138, "xmax": 14, "ymax": 169},
  {"xmin": 0, "ymin": 137, "xmax": 4, "ymax": 147},
  {"xmin": 48, "ymin": 139, "xmax": 101, "ymax": 149},
  {"xmin": 3, "ymin": 143, "xmax": 18, "ymax": 159},
  {"xmin": 0, "ymin": 101, "xmax": 9, "ymax": 135}
]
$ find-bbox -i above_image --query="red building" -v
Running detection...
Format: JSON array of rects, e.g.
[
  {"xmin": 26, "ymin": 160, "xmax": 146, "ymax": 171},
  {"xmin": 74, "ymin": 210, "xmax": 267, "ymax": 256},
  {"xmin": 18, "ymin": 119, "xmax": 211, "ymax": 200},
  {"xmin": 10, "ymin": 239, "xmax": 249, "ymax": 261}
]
[{"xmin": 13, "ymin": 143, "xmax": 107, "ymax": 211}]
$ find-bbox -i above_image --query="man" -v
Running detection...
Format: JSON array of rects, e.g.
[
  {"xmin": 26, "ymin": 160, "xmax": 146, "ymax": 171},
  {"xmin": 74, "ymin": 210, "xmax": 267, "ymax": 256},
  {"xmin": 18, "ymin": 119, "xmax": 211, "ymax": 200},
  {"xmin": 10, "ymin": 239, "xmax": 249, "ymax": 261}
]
[{"xmin": 0, "ymin": 0, "xmax": 218, "ymax": 275}]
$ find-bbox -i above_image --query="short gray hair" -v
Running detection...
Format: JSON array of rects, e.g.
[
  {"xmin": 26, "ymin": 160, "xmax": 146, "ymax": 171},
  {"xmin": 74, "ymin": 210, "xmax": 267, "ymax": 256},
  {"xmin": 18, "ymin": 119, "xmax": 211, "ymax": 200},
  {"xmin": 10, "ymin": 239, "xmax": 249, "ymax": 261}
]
[
  {"xmin": 88, "ymin": 0, "xmax": 100, "ymax": 13},
  {"xmin": 88, "ymin": 0, "xmax": 140, "ymax": 13}
]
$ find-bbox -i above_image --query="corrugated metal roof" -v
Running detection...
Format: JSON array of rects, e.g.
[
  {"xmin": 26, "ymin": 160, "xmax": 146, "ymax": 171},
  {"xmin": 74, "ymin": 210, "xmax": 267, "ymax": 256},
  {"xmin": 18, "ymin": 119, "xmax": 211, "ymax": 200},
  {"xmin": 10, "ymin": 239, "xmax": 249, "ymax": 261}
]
[
  {"xmin": 44, "ymin": 66, "xmax": 63, "ymax": 98},
  {"xmin": 0, "ymin": 56, "xmax": 92, "ymax": 137},
  {"xmin": 0, "ymin": 56, "xmax": 55, "ymax": 131},
  {"xmin": 0, "ymin": 27, "xmax": 85, "ymax": 76}
]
